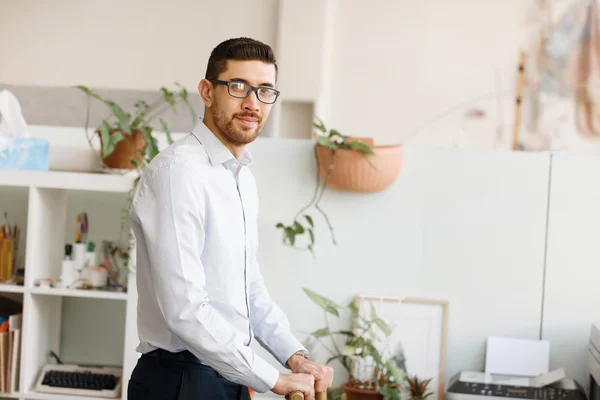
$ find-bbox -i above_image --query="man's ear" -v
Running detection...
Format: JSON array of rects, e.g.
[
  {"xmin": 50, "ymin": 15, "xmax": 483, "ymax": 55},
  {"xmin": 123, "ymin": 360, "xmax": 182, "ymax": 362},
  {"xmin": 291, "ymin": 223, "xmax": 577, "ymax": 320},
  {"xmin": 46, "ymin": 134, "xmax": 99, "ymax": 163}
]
[{"xmin": 198, "ymin": 79, "xmax": 213, "ymax": 107}]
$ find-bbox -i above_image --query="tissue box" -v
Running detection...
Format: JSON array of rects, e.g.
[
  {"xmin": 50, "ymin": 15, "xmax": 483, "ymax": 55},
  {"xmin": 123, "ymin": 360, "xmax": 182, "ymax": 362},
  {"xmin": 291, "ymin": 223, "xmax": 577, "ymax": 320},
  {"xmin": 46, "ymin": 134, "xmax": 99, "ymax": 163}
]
[{"xmin": 0, "ymin": 137, "xmax": 49, "ymax": 171}]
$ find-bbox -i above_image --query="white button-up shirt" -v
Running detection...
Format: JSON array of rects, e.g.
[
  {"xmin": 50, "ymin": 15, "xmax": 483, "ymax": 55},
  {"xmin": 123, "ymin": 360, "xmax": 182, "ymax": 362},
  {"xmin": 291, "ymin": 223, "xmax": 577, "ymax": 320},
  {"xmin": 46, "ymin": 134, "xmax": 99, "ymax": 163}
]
[{"xmin": 129, "ymin": 120, "xmax": 305, "ymax": 393}]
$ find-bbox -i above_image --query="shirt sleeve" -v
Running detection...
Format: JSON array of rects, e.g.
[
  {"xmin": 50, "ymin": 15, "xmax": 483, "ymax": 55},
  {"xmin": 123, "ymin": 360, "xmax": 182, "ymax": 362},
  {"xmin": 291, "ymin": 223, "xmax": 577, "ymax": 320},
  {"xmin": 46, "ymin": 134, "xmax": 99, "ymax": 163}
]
[
  {"xmin": 248, "ymin": 259, "xmax": 307, "ymax": 367},
  {"xmin": 130, "ymin": 162, "xmax": 280, "ymax": 393}
]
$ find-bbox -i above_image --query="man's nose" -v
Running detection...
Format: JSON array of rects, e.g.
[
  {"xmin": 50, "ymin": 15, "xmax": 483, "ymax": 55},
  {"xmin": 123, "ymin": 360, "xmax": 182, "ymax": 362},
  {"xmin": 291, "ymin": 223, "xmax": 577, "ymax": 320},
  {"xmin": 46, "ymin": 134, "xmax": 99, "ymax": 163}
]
[{"xmin": 242, "ymin": 91, "xmax": 260, "ymax": 111}]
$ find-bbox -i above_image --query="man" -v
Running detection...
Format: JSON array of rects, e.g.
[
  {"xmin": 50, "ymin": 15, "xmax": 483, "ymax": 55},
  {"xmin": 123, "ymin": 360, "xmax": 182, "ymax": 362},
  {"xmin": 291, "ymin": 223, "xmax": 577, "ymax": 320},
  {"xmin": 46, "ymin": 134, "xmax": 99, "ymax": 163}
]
[{"xmin": 127, "ymin": 37, "xmax": 334, "ymax": 400}]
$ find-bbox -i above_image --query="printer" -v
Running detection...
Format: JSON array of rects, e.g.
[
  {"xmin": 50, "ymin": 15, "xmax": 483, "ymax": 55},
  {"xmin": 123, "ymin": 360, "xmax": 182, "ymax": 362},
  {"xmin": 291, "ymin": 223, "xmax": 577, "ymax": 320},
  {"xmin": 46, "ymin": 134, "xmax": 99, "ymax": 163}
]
[
  {"xmin": 589, "ymin": 321, "xmax": 600, "ymax": 400},
  {"xmin": 446, "ymin": 370, "xmax": 586, "ymax": 400}
]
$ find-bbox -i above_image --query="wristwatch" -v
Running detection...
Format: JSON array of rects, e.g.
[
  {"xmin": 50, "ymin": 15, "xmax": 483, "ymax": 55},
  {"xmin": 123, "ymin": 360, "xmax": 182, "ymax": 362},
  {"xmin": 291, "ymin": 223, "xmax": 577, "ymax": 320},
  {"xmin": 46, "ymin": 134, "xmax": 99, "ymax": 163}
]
[
  {"xmin": 294, "ymin": 350, "xmax": 309, "ymax": 360},
  {"xmin": 287, "ymin": 350, "xmax": 310, "ymax": 368}
]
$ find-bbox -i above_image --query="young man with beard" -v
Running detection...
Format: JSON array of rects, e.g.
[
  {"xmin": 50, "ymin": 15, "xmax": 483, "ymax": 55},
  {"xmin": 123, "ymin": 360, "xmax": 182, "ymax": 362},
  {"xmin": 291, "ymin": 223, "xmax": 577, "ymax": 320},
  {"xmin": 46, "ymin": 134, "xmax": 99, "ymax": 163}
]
[{"xmin": 127, "ymin": 37, "xmax": 334, "ymax": 400}]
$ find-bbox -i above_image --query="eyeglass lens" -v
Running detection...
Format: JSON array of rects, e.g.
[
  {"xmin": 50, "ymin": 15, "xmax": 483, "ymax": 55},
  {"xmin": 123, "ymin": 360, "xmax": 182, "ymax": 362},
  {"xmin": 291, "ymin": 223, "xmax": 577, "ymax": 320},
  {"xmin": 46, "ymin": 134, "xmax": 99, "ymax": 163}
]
[{"xmin": 229, "ymin": 82, "xmax": 277, "ymax": 104}]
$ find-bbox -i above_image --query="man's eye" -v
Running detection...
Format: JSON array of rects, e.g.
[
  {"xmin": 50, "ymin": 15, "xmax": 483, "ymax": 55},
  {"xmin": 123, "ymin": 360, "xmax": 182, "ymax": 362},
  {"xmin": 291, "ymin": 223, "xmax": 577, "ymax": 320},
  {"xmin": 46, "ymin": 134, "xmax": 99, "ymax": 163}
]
[{"xmin": 230, "ymin": 82, "xmax": 246, "ymax": 92}]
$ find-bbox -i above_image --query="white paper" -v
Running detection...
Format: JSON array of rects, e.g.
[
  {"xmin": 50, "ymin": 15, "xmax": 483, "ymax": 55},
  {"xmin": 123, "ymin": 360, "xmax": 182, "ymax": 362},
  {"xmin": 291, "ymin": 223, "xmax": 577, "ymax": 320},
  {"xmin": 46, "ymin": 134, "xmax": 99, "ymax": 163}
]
[
  {"xmin": 485, "ymin": 336, "xmax": 550, "ymax": 377},
  {"xmin": 0, "ymin": 90, "xmax": 28, "ymax": 138}
]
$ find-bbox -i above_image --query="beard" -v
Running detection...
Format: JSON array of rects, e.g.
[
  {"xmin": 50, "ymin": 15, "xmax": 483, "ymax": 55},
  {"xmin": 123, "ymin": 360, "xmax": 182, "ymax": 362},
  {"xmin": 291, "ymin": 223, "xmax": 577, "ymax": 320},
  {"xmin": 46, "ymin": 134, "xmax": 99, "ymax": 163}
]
[{"xmin": 212, "ymin": 105, "xmax": 265, "ymax": 146}]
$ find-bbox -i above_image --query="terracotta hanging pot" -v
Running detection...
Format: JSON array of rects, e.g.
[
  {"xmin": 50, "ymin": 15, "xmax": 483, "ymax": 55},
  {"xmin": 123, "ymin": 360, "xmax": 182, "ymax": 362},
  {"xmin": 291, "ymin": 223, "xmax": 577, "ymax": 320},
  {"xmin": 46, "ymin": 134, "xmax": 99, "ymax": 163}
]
[
  {"xmin": 100, "ymin": 129, "xmax": 147, "ymax": 170},
  {"xmin": 316, "ymin": 137, "xmax": 404, "ymax": 193}
]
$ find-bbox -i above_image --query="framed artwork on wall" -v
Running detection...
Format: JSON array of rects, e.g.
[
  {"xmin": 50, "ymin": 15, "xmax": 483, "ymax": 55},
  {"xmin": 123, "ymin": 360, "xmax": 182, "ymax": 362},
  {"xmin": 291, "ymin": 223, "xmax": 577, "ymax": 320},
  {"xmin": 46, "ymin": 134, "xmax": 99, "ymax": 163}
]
[{"xmin": 354, "ymin": 295, "xmax": 449, "ymax": 400}]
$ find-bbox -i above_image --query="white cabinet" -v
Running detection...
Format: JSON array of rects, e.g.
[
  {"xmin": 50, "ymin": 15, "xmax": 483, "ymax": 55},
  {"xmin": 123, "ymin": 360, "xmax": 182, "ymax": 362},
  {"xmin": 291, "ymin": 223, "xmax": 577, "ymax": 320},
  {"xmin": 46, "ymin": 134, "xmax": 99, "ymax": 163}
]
[{"xmin": 0, "ymin": 170, "xmax": 138, "ymax": 400}]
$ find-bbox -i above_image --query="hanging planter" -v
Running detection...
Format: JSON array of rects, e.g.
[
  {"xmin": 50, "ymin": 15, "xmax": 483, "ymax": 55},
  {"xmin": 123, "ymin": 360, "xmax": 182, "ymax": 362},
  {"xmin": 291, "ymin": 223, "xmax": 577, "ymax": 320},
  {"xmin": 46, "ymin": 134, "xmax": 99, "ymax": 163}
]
[
  {"xmin": 275, "ymin": 118, "xmax": 404, "ymax": 258},
  {"xmin": 316, "ymin": 136, "xmax": 404, "ymax": 193}
]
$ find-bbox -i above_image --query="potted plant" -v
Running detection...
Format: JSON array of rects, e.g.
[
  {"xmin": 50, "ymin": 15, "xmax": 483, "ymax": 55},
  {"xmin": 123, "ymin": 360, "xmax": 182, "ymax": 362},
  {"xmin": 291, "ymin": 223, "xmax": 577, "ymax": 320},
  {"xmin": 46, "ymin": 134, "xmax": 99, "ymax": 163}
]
[
  {"xmin": 406, "ymin": 376, "xmax": 433, "ymax": 400},
  {"xmin": 74, "ymin": 84, "xmax": 196, "ymax": 274},
  {"xmin": 75, "ymin": 83, "xmax": 196, "ymax": 171},
  {"xmin": 275, "ymin": 118, "xmax": 403, "ymax": 257},
  {"xmin": 302, "ymin": 288, "xmax": 406, "ymax": 400}
]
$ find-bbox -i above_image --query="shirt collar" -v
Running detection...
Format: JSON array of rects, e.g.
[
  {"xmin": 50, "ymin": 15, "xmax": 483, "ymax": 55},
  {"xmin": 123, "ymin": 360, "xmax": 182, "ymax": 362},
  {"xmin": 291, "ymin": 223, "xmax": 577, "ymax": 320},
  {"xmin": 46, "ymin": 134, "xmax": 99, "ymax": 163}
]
[{"xmin": 191, "ymin": 118, "xmax": 253, "ymax": 168}]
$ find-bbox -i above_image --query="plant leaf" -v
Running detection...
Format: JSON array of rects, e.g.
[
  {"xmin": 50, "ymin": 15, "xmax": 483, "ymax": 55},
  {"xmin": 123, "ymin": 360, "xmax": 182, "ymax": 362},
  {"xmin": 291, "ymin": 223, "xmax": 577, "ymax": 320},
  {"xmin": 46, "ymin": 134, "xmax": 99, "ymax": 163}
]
[
  {"xmin": 328, "ymin": 387, "xmax": 344, "ymax": 400},
  {"xmin": 74, "ymin": 85, "xmax": 102, "ymax": 101},
  {"xmin": 302, "ymin": 288, "xmax": 340, "ymax": 316},
  {"xmin": 293, "ymin": 221, "xmax": 305, "ymax": 234},
  {"xmin": 305, "ymin": 214, "xmax": 314, "ymax": 227},
  {"xmin": 142, "ymin": 126, "xmax": 159, "ymax": 161},
  {"xmin": 308, "ymin": 228, "xmax": 315, "ymax": 245},
  {"xmin": 100, "ymin": 121, "xmax": 115, "ymax": 159},
  {"xmin": 329, "ymin": 129, "xmax": 346, "ymax": 140},
  {"xmin": 161, "ymin": 87, "xmax": 176, "ymax": 110},
  {"xmin": 159, "ymin": 118, "xmax": 174, "ymax": 145},
  {"xmin": 284, "ymin": 226, "xmax": 296, "ymax": 246},
  {"xmin": 349, "ymin": 141, "xmax": 374, "ymax": 155},
  {"xmin": 343, "ymin": 344, "xmax": 357, "ymax": 357},
  {"xmin": 103, "ymin": 100, "xmax": 131, "ymax": 134},
  {"xmin": 375, "ymin": 317, "xmax": 392, "ymax": 336},
  {"xmin": 380, "ymin": 384, "xmax": 401, "ymax": 400},
  {"xmin": 313, "ymin": 117, "xmax": 327, "ymax": 133},
  {"xmin": 366, "ymin": 342, "xmax": 383, "ymax": 365},
  {"xmin": 311, "ymin": 327, "xmax": 330, "ymax": 338},
  {"xmin": 275, "ymin": 223, "xmax": 284, "ymax": 228},
  {"xmin": 369, "ymin": 302, "xmax": 392, "ymax": 336},
  {"xmin": 317, "ymin": 135, "xmax": 337, "ymax": 150},
  {"xmin": 385, "ymin": 360, "xmax": 405, "ymax": 383}
]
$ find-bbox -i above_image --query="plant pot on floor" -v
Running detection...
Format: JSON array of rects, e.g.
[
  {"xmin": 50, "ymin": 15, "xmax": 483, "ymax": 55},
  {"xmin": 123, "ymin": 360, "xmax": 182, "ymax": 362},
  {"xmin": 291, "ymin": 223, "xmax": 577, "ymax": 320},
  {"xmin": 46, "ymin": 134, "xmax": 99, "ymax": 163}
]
[
  {"xmin": 101, "ymin": 129, "xmax": 146, "ymax": 170},
  {"xmin": 342, "ymin": 383, "xmax": 383, "ymax": 400},
  {"xmin": 316, "ymin": 137, "xmax": 404, "ymax": 193}
]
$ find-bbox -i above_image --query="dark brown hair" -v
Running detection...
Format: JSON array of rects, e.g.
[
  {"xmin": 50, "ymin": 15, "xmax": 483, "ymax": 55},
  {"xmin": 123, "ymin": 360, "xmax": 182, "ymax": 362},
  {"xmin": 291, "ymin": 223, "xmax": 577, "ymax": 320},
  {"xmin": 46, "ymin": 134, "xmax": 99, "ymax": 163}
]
[{"xmin": 205, "ymin": 37, "xmax": 278, "ymax": 80}]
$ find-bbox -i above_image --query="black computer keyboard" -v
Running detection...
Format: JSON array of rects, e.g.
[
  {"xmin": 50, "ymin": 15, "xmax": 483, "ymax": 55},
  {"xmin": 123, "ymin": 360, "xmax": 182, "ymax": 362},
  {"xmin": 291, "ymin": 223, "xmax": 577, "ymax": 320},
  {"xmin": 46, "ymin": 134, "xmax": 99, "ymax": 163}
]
[{"xmin": 35, "ymin": 364, "xmax": 122, "ymax": 398}]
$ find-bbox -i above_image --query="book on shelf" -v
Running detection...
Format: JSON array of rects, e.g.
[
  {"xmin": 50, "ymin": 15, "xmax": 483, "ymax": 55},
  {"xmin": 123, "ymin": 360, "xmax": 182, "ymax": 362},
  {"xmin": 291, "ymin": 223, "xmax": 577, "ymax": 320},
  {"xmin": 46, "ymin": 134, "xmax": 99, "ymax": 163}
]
[{"xmin": 0, "ymin": 295, "xmax": 22, "ymax": 393}]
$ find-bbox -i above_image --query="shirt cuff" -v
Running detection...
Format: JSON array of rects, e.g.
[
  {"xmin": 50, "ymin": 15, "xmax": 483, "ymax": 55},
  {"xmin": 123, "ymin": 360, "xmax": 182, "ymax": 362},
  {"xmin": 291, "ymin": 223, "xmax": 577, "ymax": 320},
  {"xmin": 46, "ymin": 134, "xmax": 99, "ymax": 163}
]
[
  {"xmin": 268, "ymin": 333, "xmax": 307, "ymax": 368},
  {"xmin": 245, "ymin": 355, "xmax": 280, "ymax": 393}
]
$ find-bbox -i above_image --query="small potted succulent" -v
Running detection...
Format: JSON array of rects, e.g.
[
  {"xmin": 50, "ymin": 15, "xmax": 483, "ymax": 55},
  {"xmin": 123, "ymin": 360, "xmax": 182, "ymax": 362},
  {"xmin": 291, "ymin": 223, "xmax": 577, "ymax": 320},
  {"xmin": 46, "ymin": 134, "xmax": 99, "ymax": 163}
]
[{"xmin": 406, "ymin": 376, "xmax": 433, "ymax": 400}]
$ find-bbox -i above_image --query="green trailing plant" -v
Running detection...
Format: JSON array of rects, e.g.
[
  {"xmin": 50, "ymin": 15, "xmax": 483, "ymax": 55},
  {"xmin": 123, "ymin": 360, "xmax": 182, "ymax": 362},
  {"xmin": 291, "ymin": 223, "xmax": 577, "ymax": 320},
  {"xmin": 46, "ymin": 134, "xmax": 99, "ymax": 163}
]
[
  {"xmin": 75, "ymin": 83, "xmax": 197, "ymax": 273},
  {"xmin": 302, "ymin": 288, "xmax": 405, "ymax": 400},
  {"xmin": 275, "ymin": 117, "xmax": 374, "ymax": 257}
]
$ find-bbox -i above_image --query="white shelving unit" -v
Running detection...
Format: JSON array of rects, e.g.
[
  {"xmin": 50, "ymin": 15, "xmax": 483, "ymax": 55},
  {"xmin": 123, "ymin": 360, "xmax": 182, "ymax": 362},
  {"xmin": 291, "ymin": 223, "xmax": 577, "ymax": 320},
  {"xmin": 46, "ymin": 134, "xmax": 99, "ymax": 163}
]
[{"xmin": 0, "ymin": 170, "xmax": 139, "ymax": 400}]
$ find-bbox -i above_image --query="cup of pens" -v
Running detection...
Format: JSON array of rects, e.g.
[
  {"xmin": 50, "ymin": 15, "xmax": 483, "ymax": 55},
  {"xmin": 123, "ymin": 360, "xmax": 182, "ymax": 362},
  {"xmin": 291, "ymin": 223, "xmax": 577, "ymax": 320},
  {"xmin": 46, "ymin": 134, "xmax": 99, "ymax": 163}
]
[{"xmin": 0, "ymin": 213, "xmax": 20, "ymax": 283}]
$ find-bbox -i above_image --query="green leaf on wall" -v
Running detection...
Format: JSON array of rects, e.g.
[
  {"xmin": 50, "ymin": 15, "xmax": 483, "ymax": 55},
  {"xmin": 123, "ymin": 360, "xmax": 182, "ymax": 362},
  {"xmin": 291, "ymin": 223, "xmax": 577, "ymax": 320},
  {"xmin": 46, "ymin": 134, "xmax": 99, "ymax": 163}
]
[{"xmin": 303, "ymin": 288, "xmax": 340, "ymax": 316}]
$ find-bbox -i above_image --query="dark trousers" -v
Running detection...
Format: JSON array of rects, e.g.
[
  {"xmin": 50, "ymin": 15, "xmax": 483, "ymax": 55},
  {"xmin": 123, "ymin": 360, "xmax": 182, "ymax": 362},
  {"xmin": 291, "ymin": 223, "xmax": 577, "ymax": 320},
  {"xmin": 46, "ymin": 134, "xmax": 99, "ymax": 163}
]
[{"xmin": 128, "ymin": 349, "xmax": 252, "ymax": 400}]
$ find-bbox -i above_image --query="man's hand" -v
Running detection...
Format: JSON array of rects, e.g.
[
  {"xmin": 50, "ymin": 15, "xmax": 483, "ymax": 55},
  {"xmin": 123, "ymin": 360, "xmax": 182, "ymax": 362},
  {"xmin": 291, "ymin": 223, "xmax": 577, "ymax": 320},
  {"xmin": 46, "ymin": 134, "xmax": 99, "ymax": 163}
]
[
  {"xmin": 287, "ymin": 354, "xmax": 334, "ymax": 394},
  {"xmin": 271, "ymin": 373, "xmax": 316, "ymax": 400}
]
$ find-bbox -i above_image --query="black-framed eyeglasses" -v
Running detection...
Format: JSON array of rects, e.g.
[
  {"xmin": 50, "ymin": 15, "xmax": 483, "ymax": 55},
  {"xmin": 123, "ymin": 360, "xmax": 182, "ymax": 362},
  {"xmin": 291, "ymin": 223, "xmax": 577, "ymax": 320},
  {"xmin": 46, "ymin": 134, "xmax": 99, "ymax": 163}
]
[{"xmin": 211, "ymin": 79, "xmax": 280, "ymax": 104}]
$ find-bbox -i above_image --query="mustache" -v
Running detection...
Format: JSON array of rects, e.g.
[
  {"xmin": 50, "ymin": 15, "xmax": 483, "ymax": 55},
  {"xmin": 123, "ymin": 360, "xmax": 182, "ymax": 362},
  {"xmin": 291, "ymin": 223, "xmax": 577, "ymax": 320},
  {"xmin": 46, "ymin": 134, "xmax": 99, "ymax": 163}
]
[{"xmin": 233, "ymin": 112, "xmax": 261, "ymax": 122}]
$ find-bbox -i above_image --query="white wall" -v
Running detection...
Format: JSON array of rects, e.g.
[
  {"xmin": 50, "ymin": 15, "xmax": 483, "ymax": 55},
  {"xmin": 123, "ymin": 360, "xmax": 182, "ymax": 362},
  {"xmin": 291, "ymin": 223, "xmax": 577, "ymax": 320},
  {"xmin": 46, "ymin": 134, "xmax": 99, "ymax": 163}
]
[
  {"xmin": 542, "ymin": 153, "xmax": 600, "ymax": 388},
  {"xmin": 246, "ymin": 139, "xmax": 551, "ymax": 389},
  {"xmin": 1, "ymin": 0, "xmax": 542, "ymax": 146},
  {"xmin": 317, "ymin": 0, "xmax": 528, "ymax": 149},
  {"xmin": 0, "ymin": 0, "xmax": 278, "ymax": 90}
]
